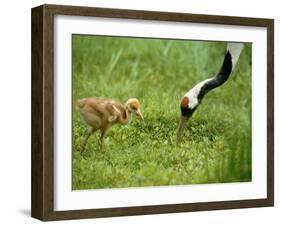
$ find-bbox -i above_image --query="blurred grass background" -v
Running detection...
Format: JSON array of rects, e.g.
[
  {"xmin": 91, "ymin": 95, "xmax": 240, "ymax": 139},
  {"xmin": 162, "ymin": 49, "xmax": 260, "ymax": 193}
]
[{"xmin": 72, "ymin": 35, "xmax": 252, "ymax": 190}]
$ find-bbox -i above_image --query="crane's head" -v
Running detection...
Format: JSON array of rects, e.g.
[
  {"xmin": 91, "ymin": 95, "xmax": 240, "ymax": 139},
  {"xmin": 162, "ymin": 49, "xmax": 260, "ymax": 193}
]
[
  {"xmin": 126, "ymin": 98, "xmax": 144, "ymax": 120},
  {"xmin": 176, "ymin": 96, "xmax": 196, "ymax": 143}
]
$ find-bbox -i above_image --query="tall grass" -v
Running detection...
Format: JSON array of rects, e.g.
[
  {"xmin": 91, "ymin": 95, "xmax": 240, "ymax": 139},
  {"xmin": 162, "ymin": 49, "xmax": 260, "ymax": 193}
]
[{"xmin": 72, "ymin": 35, "xmax": 252, "ymax": 190}]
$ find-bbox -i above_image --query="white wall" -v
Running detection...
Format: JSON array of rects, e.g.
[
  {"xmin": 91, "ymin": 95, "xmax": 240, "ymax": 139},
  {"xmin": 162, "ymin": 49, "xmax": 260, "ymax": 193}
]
[{"xmin": 0, "ymin": 0, "xmax": 279, "ymax": 225}]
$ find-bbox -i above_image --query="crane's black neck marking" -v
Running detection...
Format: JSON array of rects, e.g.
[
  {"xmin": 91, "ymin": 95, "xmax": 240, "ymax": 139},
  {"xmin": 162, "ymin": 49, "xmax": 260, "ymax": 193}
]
[
  {"xmin": 198, "ymin": 51, "xmax": 233, "ymax": 101},
  {"xmin": 181, "ymin": 105, "xmax": 196, "ymax": 117}
]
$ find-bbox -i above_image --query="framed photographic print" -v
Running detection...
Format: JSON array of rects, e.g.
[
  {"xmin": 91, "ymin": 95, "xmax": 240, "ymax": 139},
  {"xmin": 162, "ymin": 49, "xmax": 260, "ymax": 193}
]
[{"xmin": 31, "ymin": 4, "xmax": 274, "ymax": 221}]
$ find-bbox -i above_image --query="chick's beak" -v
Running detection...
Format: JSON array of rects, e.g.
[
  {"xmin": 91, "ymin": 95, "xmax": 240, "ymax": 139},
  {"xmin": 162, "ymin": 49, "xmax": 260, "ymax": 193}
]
[{"xmin": 136, "ymin": 109, "xmax": 144, "ymax": 120}]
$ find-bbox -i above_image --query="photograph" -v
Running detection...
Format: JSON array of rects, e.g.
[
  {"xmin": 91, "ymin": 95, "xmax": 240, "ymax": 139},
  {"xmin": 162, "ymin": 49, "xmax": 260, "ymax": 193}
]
[{"xmin": 71, "ymin": 35, "xmax": 252, "ymax": 190}]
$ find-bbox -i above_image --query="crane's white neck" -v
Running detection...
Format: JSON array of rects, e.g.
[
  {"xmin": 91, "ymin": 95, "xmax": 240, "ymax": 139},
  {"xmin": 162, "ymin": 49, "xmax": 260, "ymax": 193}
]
[{"xmin": 227, "ymin": 43, "xmax": 244, "ymax": 71}]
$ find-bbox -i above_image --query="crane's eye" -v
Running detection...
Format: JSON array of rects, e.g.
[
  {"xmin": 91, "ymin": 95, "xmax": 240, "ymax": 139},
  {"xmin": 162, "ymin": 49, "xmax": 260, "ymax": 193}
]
[{"xmin": 131, "ymin": 106, "xmax": 137, "ymax": 110}]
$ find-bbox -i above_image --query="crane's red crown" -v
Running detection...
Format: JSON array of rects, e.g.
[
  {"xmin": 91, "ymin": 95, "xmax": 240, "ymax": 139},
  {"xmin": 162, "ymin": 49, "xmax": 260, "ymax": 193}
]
[{"xmin": 181, "ymin": 96, "xmax": 189, "ymax": 108}]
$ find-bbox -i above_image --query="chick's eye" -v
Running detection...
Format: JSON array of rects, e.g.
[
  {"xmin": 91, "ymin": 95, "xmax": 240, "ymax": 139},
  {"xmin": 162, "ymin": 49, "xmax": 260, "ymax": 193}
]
[{"xmin": 132, "ymin": 106, "xmax": 137, "ymax": 110}]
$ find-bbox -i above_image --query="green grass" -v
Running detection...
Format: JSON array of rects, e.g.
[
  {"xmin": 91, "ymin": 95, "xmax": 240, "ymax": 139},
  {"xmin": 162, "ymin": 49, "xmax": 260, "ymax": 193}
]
[{"xmin": 72, "ymin": 35, "xmax": 252, "ymax": 190}]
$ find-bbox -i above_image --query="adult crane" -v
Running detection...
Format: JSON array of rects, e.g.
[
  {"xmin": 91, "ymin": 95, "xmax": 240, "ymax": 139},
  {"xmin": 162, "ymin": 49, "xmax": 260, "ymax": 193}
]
[{"xmin": 176, "ymin": 42, "xmax": 244, "ymax": 142}]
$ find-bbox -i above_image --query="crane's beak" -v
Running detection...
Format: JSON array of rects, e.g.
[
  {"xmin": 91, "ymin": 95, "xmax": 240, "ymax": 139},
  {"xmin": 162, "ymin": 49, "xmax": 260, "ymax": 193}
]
[
  {"xmin": 136, "ymin": 109, "xmax": 144, "ymax": 120},
  {"xmin": 176, "ymin": 116, "xmax": 189, "ymax": 143}
]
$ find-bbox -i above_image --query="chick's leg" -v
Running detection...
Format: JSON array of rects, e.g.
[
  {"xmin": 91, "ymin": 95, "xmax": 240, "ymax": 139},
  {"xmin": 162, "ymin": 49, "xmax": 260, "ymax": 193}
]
[
  {"xmin": 99, "ymin": 129, "xmax": 108, "ymax": 150},
  {"xmin": 80, "ymin": 127, "xmax": 95, "ymax": 153}
]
